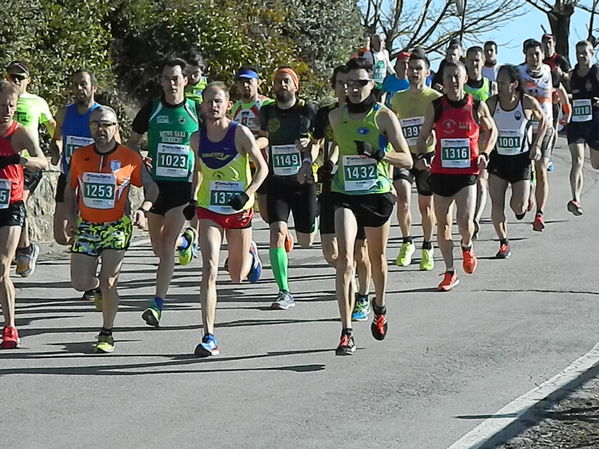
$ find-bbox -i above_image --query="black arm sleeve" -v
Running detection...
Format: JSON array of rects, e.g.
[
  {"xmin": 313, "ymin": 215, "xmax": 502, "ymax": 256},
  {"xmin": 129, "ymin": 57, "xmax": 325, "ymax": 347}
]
[
  {"xmin": 259, "ymin": 104, "xmax": 270, "ymax": 132},
  {"xmin": 131, "ymin": 101, "xmax": 154, "ymax": 135},
  {"xmin": 313, "ymin": 106, "xmax": 330, "ymax": 140}
]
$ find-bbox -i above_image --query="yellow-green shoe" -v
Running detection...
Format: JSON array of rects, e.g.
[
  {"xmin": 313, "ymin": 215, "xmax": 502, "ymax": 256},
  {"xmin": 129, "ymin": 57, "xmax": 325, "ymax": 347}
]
[
  {"xmin": 178, "ymin": 227, "xmax": 197, "ymax": 266},
  {"xmin": 396, "ymin": 242, "xmax": 415, "ymax": 267},
  {"xmin": 419, "ymin": 248, "xmax": 434, "ymax": 271},
  {"xmin": 95, "ymin": 334, "xmax": 115, "ymax": 353}
]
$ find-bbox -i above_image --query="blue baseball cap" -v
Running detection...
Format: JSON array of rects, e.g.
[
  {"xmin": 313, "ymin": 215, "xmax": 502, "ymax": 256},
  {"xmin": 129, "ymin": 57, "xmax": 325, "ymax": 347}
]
[{"xmin": 236, "ymin": 68, "xmax": 259, "ymax": 80}]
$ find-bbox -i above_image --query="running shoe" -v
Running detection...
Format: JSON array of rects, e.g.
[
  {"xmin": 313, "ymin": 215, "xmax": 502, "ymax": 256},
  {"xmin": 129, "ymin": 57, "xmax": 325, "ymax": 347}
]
[
  {"xmin": 82, "ymin": 289, "xmax": 95, "ymax": 301},
  {"xmin": 567, "ymin": 200, "xmax": 583, "ymax": 216},
  {"xmin": 271, "ymin": 291, "xmax": 295, "ymax": 310},
  {"xmin": 192, "ymin": 242, "xmax": 201, "ymax": 259},
  {"xmin": 142, "ymin": 305, "xmax": 161, "ymax": 327},
  {"xmin": 91, "ymin": 287, "xmax": 102, "ymax": 312},
  {"xmin": 95, "ymin": 334, "xmax": 115, "ymax": 353},
  {"xmin": 462, "ymin": 247, "xmax": 478, "ymax": 274},
  {"xmin": 371, "ymin": 309, "xmax": 387, "ymax": 341},
  {"xmin": 15, "ymin": 243, "xmax": 40, "ymax": 277},
  {"xmin": 247, "ymin": 241, "xmax": 262, "ymax": 284},
  {"xmin": 351, "ymin": 294, "xmax": 370, "ymax": 321},
  {"xmin": 495, "ymin": 243, "xmax": 511, "ymax": 259},
  {"xmin": 1, "ymin": 326, "xmax": 19, "ymax": 349},
  {"xmin": 178, "ymin": 227, "xmax": 197, "ymax": 266},
  {"xmin": 194, "ymin": 334, "xmax": 219, "ymax": 357},
  {"xmin": 284, "ymin": 232, "xmax": 294, "ymax": 253},
  {"xmin": 395, "ymin": 242, "xmax": 415, "ymax": 267},
  {"xmin": 335, "ymin": 333, "xmax": 356, "ymax": 356},
  {"xmin": 547, "ymin": 158, "xmax": 554, "ymax": 172},
  {"xmin": 437, "ymin": 271, "xmax": 459, "ymax": 292},
  {"xmin": 420, "ymin": 248, "xmax": 434, "ymax": 271},
  {"xmin": 532, "ymin": 212, "xmax": 545, "ymax": 232}
]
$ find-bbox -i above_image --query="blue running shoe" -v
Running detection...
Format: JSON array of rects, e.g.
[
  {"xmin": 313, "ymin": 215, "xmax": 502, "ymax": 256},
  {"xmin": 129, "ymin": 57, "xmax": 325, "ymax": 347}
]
[
  {"xmin": 351, "ymin": 294, "xmax": 370, "ymax": 321},
  {"xmin": 247, "ymin": 241, "xmax": 262, "ymax": 283},
  {"xmin": 194, "ymin": 334, "xmax": 219, "ymax": 357}
]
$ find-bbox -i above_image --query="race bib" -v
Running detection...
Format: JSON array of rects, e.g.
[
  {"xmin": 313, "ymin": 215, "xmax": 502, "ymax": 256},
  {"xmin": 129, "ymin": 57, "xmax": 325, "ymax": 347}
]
[
  {"xmin": 342, "ymin": 155, "xmax": 377, "ymax": 191},
  {"xmin": 374, "ymin": 60, "xmax": 386, "ymax": 84},
  {"xmin": 0, "ymin": 179, "xmax": 11, "ymax": 209},
  {"xmin": 82, "ymin": 172, "xmax": 116, "ymax": 209},
  {"xmin": 572, "ymin": 99, "xmax": 593, "ymax": 123},
  {"xmin": 400, "ymin": 116, "xmax": 424, "ymax": 146},
  {"xmin": 209, "ymin": 180, "xmax": 244, "ymax": 214},
  {"xmin": 156, "ymin": 143, "xmax": 190, "ymax": 178},
  {"xmin": 496, "ymin": 129, "xmax": 522, "ymax": 156},
  {"xmin": 235, "ymin": 110, "xmax": 258, "ymax": 131},
  {"xmin": 65, "ymin": 136, "xmax": 94, "ymax": 163},
  {"xmin": 440, "ymin": 138, "xmax": 470, "ymax": 169},
  {"xmin": 271, "ymin": 144, "xmax": 301, "ymax": 176}
]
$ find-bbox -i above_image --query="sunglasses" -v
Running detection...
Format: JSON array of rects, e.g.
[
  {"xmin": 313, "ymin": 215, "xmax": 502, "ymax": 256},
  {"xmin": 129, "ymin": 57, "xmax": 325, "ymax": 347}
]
[
  {"xmin": 90, "ymin": 121, "xmax": 117, "ymax": 129},
  {"xmin": 8, "ymin": 74, "xmax": 27, "ymax": 82},
  {"xmin": 346, "ymin": 79, "xmax": 372, "ymax": 87}
]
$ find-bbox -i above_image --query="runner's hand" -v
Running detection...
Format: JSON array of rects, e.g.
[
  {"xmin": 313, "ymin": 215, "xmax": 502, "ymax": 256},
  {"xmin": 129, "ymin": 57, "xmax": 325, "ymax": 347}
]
[
  {"xmin": 297, "ymin": 161, "xmax": 313, "ymax": 184},
  {"xmin": 133, "ymin": 209, "xmax": 147, "ymax": 229},
  {"xmin": 530, "ymin": 146, "xmax": 542, "ymax": 161},
  {"xmin": 316, "ymin": 160, "xmax": 334, "ymax": 182},
  {"xmin": 50, "ymin": 153, "xmax": 59, "ymax": 166},
  {"xmin": 228, "ymin": 192, "xmax": 249, "ymax": 211},
  {"xmin": 355, "ymin": 140, "xmax": 385, "ymax": 162},
  {"xmin": 143, "ymin": 156, "xmax": 153, "ymax": 170},
  {"xmin": 477, "ymin": 154, "xmax": 489, "ymax": 170},
  {"xmin": 183, "ymin": 200, "xmax": 197, "ymax": 220}
]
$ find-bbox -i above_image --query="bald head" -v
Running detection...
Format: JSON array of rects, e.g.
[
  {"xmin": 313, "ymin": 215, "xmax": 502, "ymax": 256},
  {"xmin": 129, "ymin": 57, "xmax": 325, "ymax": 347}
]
[{"xmin": 90, "ymin": 106, "xmax": 118, "ymax": 124}]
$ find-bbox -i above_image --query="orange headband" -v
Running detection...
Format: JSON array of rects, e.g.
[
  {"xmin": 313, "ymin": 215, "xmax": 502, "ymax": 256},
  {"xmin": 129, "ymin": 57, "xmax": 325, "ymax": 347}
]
[{"xmin": 275, "ymin": 68, "xmax": 300, "ymax": 88}]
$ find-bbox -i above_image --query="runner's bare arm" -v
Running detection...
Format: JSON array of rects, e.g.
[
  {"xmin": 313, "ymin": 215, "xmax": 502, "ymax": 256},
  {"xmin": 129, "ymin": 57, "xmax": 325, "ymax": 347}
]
[
  {"xmin": 189, "ymin": 131, "xmax": 201, "ymax": 202},
  {"xmin": 416, "ymin": 103, "xmax": 434, "ymax": 157},
  {"xmin": 63, "ymin": 171, "xmax": 78, "ymax": 237},
  {"xmin": 13, "ymin": 127, "xmax": 48, "ymax": 171},
  {"xmin": 477, "ymin": 101, "xmax": 498, "ymax": 155},
  {"xmin": 44, "ymin": 117, "xmax": 57, "ymax": 139},
  {"xmin": 524, "ymin": 95, "xmax": 547, "ymax": 159},
  {"xmin": 236, "ymin": 125, "xmax": 267, "ymax": 196},
  {"xmin": 557, "ymin": 84, "xmax": 571, "ymax": 125},
  {"xmin": 377, "ymin": 109, "xmax": 412, "ymax": 169}
]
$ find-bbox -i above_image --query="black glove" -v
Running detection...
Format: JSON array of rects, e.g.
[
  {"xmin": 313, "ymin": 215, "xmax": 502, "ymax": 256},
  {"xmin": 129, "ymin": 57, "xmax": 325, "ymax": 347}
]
[
  {"xmin": 355, "ymin": 140, "xmax": 385, "ymax": 162},
  {"xmin": 183, "ymin": 200, "xmax": 198, "ymax": 220},
  {"xmin": 228, "ymin": 192, "xmax": 249, "ymax": 211},
  {"xmin": 317, "ymin": 160, "xmax": 335, "ymax": 182},
  {"xmin": 0, "ymin": 154, "xmax": 21, "ymax": 169}
]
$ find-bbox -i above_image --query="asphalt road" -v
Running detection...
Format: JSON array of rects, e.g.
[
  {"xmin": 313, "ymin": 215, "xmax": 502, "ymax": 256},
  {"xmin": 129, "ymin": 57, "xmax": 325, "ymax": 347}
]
[{"xmin": 2, "ymin": 138, "xmax": 599, "ymax": 449}]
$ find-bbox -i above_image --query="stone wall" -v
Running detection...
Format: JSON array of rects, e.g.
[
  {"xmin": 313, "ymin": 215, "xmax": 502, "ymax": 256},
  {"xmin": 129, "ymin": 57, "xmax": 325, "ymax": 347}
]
[{"xmin": 27, "ymin": 170, "xmax": 143, "ymax": 243}]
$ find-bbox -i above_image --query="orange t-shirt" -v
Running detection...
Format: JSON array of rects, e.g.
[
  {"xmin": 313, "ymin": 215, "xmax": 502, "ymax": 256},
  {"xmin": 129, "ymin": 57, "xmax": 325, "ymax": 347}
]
[{"xmin": 70, "ymin": 144, "xmax": 144, "ymax": 223}]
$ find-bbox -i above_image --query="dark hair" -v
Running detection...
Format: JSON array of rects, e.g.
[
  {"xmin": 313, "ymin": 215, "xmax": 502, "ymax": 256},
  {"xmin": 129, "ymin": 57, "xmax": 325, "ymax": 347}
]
[
  {"xmin": 497, "ymin": 64, "xmax": 525, "ymax": 95},
  {"xmin": 448, "ymin": 38, "xmax": 462, "ymax": 49},
  {"xmin": 161, "ymin": 57, "xmax": 188, "ymax": 74},
  {"xmin": 345, "ymin": 57, "xmax": 373, "ymax": 76},
  {"xmin": 467, "ymin": 46, "xmax": 484, "ymax": 57},
  {"xmin": 331, "ymin": 64, "xmax": 348, "ymax": 88},
  {"xmin": 523, "ymin": 39, "xmax": 542, "ymax": 54},
  {"xmin": 442, "ymin": 60, "xmax": 466, "ymax": 76},
  {"xmin": 576, "ymin": 39, "xmax": 594, "ymax": 50},
  {"xmin": 484, "ymin": 41, "xmax": 498, "ymax": 51},
  {"xmin": 187, "ymin": 51, "xmax": 205, "ymax": 69},
  {"xmin": 409, "ymin": 52, "xmax": 430, "ymax": 69},
  {"xmin": 72, "ymin": 69, "xmax": 97, "ymax": 86}
]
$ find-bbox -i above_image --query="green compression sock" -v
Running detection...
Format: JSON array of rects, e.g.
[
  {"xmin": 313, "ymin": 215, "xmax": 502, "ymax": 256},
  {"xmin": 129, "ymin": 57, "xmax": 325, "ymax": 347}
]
[{"xmin": 269, "ymin": 247, "xmax": 289, "ymax": 292}]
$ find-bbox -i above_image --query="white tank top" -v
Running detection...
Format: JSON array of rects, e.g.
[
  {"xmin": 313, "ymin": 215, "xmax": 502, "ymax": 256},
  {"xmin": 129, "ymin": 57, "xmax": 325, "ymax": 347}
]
[
  {"xmin": 492, "ymin": 97, "xmax": 532, "ymax": 156},
  {"xmin": 518, "ymin": 64, "xmax": 553, "ymax": 122}
]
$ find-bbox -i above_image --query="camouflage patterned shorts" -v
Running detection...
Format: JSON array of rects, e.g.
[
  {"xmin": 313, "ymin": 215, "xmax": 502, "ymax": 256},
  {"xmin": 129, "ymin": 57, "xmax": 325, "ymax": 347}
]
[{"xmin": 71, "ymin": 216, "xmax": 132, "ymax": 257}]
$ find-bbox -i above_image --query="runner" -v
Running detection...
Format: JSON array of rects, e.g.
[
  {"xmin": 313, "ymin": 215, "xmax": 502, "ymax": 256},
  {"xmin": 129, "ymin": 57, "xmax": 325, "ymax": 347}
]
[
  {"xmin": 126, "ymin": 58, "xmax": 201, "ymax": 327},
  {"xmin": 0, "ymin": 80, "xmax": 48, "ymax": 349},
  {"xmin": 51, "ymin": 70, "xmax": 100, "ymax": 246},
  {"xmin": 184, "ymin": 51, "xmax": 208, "ymax": 104},
  {"xmin": 465, "ymin": 46, "xmax": 495, "ymax": 239},
  {"xmin": 519, "ymin": 39, "xmax": 571, "ymax": 231},
  {"xmin": 231, "ymin": 66, "xmax": 274, "ymax": 222},
  {"xmin": 191, "ymin": 82, "xmax": 268, "ymax": 357},
  {"xmin": 6, "ymin": 61, "xmax": 55, "ymax": 277},
  {"xmin": 565, "ymin": 40, "xmax": 599, "ymax": 215},
  {"xmin": 381, "ymin": 51, "xmax": 410, "ymax": 107},
  {"xmin": 313, "ymin": 65, "xmax": 372, "ymax": 322},
  {"xmin": 391, "ymin": 52, "xmax": 441, "ymax": 270},
  {"xmin": 328, "ymin": 57, "xmax": 412, "ymax": 355},
  {"xmin": 65, "ymin": 106, "xmax": 158, "ymax": 353},
  {"xmin": 432, "ymin": 39, "xmax": 464, "ymax": 91},
  {"xmin": 482, "ymin": 41, "xmax": 501, "ymax": 84},
  {"xmin": 257, "ymin": 67, "xmax": 317, "ymax": 310},
  {"xmin": 363, "ymin": 34, "xmax": 395, "ymax": 88},
  {"xmin": 542, "ymin": 34, "xmax": 571, "ymax": 84},
  {"xmin": 487, "ymin": 65, "xmax": 547, "ymax": 258},
  {"xmin": 417, "ymin": 61, "xmax": 498, "ymax": 291}
]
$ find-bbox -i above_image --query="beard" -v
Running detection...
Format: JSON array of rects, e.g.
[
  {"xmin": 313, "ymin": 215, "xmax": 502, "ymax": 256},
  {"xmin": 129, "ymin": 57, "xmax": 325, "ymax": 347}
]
[{"xmin": 275, "ymin": 90, "xmax": 293, "ymax": 103}]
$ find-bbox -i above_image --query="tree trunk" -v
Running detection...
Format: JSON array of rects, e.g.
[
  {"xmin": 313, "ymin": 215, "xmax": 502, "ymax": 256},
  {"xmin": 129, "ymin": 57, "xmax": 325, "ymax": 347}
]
[{"xmin": 547, "ymin": 3, "xmax": 574, "ymax": 63}]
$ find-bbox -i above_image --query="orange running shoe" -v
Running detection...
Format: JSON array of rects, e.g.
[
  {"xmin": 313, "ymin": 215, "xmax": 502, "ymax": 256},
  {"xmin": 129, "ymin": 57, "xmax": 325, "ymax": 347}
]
[
  {"xmin": 462, "ymin": 247, "xmax": 478, "ymax": 274},
  {"xmin": 1, "ymin": 326, "xmax": 20, "ymax": 349},
  {"xmin": 437, "ymin": 271, "xmax": 459, "ymax": 291},
  {"xmin": 284, "ymin": 232, "xmax": 294, "ymax": 253}
]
